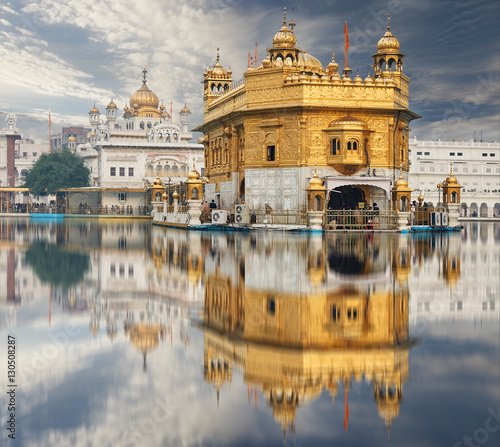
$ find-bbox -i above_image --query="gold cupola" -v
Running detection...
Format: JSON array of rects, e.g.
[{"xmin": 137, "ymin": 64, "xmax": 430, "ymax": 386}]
[
  {"xmin": 272, "ymin": 7, "xmax": 297, "ymax": 49},
  {"xmin": 129, "ymin": 66, "xmax": 160, "ymax": 109}
]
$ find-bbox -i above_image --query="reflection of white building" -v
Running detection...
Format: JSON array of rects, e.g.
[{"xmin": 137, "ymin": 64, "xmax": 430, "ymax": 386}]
[
  {"xmin": 408, "ymin": 224, "xmax": 499, "ymax": 325},
  {"xmin": 74, "ymin": 67, "xmax": 204, "ymax": 194},
  {"xmin": 408, "ymin": 137, "xmax": 500, "ymax": 216}
]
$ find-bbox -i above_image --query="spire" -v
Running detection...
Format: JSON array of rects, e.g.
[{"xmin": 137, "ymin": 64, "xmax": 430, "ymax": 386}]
[
  {"xmin": 142, "ymin": 65, "xmax": 147, "ymax": 85},
  {"xmin": 283, "ymin": 6, "xmax": 287, "ymax": 26},
  {"xmin": 289, "ymin": 7, "xmax": 296, "ymax": 30},
  {"xmin": 216, "ymin": 47, "xmax": 220, "ymax": 64},
  {"xmin": 387, "ymin": 13, "xmax": 391, "ymax": 31}
]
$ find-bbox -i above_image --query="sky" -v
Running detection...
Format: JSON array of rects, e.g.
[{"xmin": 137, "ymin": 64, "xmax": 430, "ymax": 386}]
[{"xmin": 0, "ymin": 0, "xmax": 498, "ymax": 144}]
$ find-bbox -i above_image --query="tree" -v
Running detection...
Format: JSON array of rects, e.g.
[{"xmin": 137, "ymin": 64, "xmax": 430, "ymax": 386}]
[
  {"xmin": 23, "ymin": 150, "xmax": 90, "ymax": 195},
  {"xmin": 25, "ymin": 242, "xmax": 90, "ymax": 289}
]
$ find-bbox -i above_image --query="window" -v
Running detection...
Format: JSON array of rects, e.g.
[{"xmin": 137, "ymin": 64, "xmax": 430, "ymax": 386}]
[
  {"xmin": 482, "ymin": 153, "xmax": 487, "ymax": 156},
  {"xmin": 417, "ymin": 151, "xmax": 422, "ymax": 155},
  {"xmin": 140, "ymin": 122, "xmax": 145, "ymax": 130},
  {"xmin": 331, "ymin": 138, "xmax": 340, "ymax": 155},
  {"xmin": 457, "ymin": 301, "xmax": 463, "ymax": 311},
  {"xmin": 110, "ymin": 167, "xmax": 116, "ymax": 176},
  {"xmin": 118, "ymin": 193, "xmax": 127, "ymax": 201},
  {"xmin": 424, "ymin": 152, "xmax": 430, "ymax": 155},
  {"xmin": 267, "ymin": 145, "xmax": 275, "ymax": 161},
  {"xmin": 457, "ymin": 152, "xmax": 463, "ymax": 156},
  {"xmin": 110, "ymin": 264, "xmax": 116, "ymax": 276},
  {"xmin": 128, "ymin": 167, "xmax": 134, "ymax": 176},
  {"xmin": 347, "ymin": 140, "xmax": 358, "ymax": 151},
  {"xmin": 33, "ymin": 152, "xmax": 37, "ymax": 157},
  {"xmin": 450, "ymin": 152, "xmax": 455, "ymax": 156},
  {"xmin": 332, "ymin": 305, "xmax": 340, "ymax": 322},
  {"xmin": 491, "ymin": 153, "xmax": 496, "ymax": 157},
  {"xmin": 119, "ymin": 167, "xmax": 125, "ymax": 176},
  {"xmin": 119, "ymin": 264, "xmax": 125, "ymax": 277},
  {"xmin": 23, "ymin": 152, "xmax": 27, "ymax": 157},
  {"xmin": 267, "ymin": 298, "xmax": 275, "ymax": 315},
  {"xmin": 128, "ymin": 265, "xmax": 134, "ymax": 277}
]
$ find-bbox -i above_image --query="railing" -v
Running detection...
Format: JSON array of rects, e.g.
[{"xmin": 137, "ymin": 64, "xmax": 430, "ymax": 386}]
[
  {"xmin": 326, "ymin": 210, "xmax": 398, "ymax": 230},
  {"xmin": 251, "ymin": 209, "xmax": 308, "ymax": 225},
  {"xmin": 27, "ymin": 205, "xmax": 152, "ymax": 216},
  {"xmin": 412, "ymin": 206, "xmax": 436, "ymax": 226}
]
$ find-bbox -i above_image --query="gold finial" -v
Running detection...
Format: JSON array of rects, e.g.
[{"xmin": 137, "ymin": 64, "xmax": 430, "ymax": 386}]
[
  {"xmin": 332, "ymin": 51, "xmax": 336, "ymax": 60},
  {"xmin": 216, "ymin": 47, "xmax": 220, "ymax": 63},
  {"xmin": 387, "ymin": 13, "xmax": 391, "ymax": 30},
  {"xmin": 283, "ymin": 6, "xmax": 287, "ymax": 25},
  {"xmin": 314, "ymin": 162, "xmax": 318, "ymax": 175},
  {"xmin": 142, "ymin": 65, "xmax": 147, "ymax": 84},
  {"xmin": 289, "ymin": 7, "xmax": 296, "ymax": 30},
  {"xmin": 193, "ymin": 157, "xmax": 196, "ymax": 170},
  {"xmin": 449, "ymin": 162, "xmax": 453, "ymax": 175}
]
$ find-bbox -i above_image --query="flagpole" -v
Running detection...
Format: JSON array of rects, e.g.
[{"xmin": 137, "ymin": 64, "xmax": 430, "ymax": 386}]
[
  {"xmin": 255, "ymin": 41, "xmax": 258, "ymax": 68},
  {"xmin": 344, "ymin": 19, "xmax": 349, "ymax": 70},
  {"xmin": 170, "ymin": 100, "xmax": 173, "ymax": 123},
  {"xmin": 48, "ymin": 109, "xmax": 51, "ymax": 153}
]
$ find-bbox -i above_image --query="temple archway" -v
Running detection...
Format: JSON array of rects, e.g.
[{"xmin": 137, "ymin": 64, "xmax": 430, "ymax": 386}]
[{"xmin": 327, "ymin": 186, "xmax": 365, "ymax": 210}]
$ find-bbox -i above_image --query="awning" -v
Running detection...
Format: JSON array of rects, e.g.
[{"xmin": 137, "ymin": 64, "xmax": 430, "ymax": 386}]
[{"xmin": 324, "ymin": 176, "xmax": 392, "ymax": 198}]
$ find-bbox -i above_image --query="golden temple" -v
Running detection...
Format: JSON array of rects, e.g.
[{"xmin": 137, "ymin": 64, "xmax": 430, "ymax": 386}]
[{"xmin": 194, "ymin": 10, "xmax": 421, "ymax": 211}]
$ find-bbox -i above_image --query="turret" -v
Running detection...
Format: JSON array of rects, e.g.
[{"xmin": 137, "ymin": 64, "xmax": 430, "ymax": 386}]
[
  {"xmin": 106, "ymin": 98, "xmax": 117, "ymax": 128},
  {"xmin": 202, "ymin": 48, "xmax": 233, "ymax": 110},
  {"xmin": 89, "ymin": 103, "xmax": 100, "ymax": 128}
]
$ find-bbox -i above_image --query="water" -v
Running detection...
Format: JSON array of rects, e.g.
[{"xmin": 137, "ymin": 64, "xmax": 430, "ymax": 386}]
[{"xmin": 0, "ymin": 219, "xmax": 499, "ymax": 447}]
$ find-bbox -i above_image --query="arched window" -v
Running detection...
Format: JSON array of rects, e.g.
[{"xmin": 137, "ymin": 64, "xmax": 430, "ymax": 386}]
[
  {"xmin": 451, "ymin": 191, "xmax": 458, "ymax": 203},
  {"xmin": 347, "ymin": 140, "xmax": 358, "ymax": 151},
  {"xmin": 164, "ymin": 164, "xmax": 170, "ymax": 174},
  {"xmin": 331, "ymin": 138, "xmax": 340, "ymax": 155},
  {"xmin": 140, "ymin": 122, "xmax": 145, "ymax": 130},
  {"xmin": 147, "ymin": 122, "xmax": 152, "ymax": 129}
]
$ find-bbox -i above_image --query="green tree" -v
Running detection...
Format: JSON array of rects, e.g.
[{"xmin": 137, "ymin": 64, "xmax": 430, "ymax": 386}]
[{"xmin": 23, "ymin": 150, "xmax": 90, "ymax": 195}]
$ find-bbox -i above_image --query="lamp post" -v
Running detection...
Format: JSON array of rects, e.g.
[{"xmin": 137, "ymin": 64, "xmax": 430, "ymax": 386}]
[{"xmin": 437, "ymin": 183, "xmax": 442, "ymax": 211}]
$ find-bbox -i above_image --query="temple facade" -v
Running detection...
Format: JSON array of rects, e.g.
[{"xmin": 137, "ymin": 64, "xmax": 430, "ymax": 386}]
[
  {"xmin": 71, "ymin": 67, "xmax": 204, "ymax": 209},
  {"xmin": 194, "ymin": 10, "xmax": 420, "ymax": 211}
]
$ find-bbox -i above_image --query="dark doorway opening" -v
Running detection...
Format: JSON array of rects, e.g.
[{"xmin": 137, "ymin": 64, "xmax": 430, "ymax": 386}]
[{"xmin": 328, "ymin": 186, "xmax": 366, "ymax": 210}]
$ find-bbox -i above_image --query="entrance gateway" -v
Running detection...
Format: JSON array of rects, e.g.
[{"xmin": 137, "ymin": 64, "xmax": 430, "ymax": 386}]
[{"xmin": 324, "ymin": 177, "xmax": 391, "ymax": 210}]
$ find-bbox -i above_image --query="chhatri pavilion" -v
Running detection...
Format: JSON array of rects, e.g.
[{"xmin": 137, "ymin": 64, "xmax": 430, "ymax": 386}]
[{"xmin": 194, "ymin": 9, "xmax": 420, "ymax": 211}]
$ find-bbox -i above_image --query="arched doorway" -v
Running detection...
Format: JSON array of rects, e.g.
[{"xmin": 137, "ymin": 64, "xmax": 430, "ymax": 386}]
[{"xmin": 328, "ymin": 186, "xmax": 366, "ymax": 210}]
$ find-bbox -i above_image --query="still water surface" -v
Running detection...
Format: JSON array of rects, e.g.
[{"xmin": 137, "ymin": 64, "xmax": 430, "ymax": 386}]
[{"xmin": 0, "ymin": 219, "xmax": 499, "ymax": 447}]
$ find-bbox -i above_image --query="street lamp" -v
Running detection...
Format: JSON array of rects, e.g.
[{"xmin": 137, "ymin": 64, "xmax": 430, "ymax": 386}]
[{"xmin": 437, "ymin": 183, "xmax": 442, "ymax": 211}]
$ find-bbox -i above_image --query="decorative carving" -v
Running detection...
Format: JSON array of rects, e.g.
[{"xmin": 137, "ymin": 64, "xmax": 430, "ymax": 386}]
[{"xmin": 373, "ymin": 134, "xmax": 385, "ymax": 148}]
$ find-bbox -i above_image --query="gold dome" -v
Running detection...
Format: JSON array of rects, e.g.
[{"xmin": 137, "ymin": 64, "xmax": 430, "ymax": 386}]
[
  {"xmin": 395, "ymin": 172, "xmax": 408, "ymax": 188},
  {"xmin": 297, "ymin": 52, "xmax": 323, "ymax": 72},
  {"xmin": 273, "ymin": 8, "xmax": 297, "ymax": 48},
  {"xmin": 153, "ymin": 175, "xmax": 163, "ymax": 186},
  {"xmin": 187, "ymin": 158, "xmax": 200, "ymax": 181},
  {"xmin": 130, "ymin": 66, "xmax": 159, "ymax": 109},
  {"xmin": 68, "ymin": 135, "xmax": 76, "ymax": 141},
  {"xmin": 327, "ymin": 52, "xmax": 340, "ymax": 74},
  {"xmin": 446, "ymin": 165, "xmax": 458, "ymax": 185},
  {"xmin": 161, "ymin": 191, "xmax": 168, "ymax": 201},
  {"xmin": 377, "ymin": 16, "xmax": 400, "ymax": 53},
  {"xmin": 89, "ymin": 105, "xmax": 99, "ymax": 114},
  {"xmin": 308, "ymin": 167, "xmax": 324, "ymax": 188},
  {"xmin": 181, "ymin": 103, "xmax": 191, "ymax": 114},
  {"xmin": 107, "ymin": 99, "xmax": 117, "ymax": 109}
]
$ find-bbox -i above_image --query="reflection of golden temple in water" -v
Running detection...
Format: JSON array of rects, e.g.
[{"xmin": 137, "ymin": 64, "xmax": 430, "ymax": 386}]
[{"xmin": 203, "ymin": 232, "xmax": 413, "ymax": 440}]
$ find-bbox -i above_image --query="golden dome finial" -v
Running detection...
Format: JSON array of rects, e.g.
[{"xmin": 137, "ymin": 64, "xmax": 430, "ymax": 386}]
[
  {"xmin": 283, "ymin": 6, "xmax": 287, "ymax": 26},
  {"xmin": 216, "ymin": 47, "xmax": 220, "ymax": 63},
  {"xmin": 449, "ymin": 162, "xmax": 453, "ymax": 176},
  {"xmin": 142, "ymin": 65, "xmax": 147, "ymax": 85},
  {"xmin": 387, "ymin": 13, "xmax": 391, "ymax": 31},
  {"xmin": 289, "ymin": 7, "xmax": 296, "ymax": 30}
]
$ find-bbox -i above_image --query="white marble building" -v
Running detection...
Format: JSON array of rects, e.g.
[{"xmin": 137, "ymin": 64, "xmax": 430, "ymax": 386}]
[
  {"xmin": 408, "ymin": 137, "xmax": 500, "ymax": 216},
  {"xmin": 72, "ymin": 67, "xmax": 204, "ymax": 204}
]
